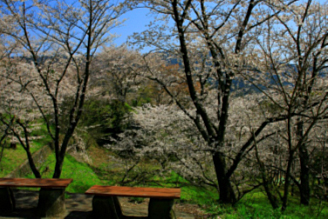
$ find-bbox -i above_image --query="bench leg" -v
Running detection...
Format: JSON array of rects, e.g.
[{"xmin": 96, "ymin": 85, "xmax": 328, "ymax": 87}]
[
  {"xmin": 148, "ymin": 198, "xmax": 175, "ymax": 219},
  {"xmin": 37, "ymin": 188, "xmax": 66, "ymax": 217},
  {"xmin": 0, "ymin": 187, "xmax": 15, "ymax": 214},
  {"xmin": 92, "ymin": 196, "xmax": 123, "ymax": 219}
]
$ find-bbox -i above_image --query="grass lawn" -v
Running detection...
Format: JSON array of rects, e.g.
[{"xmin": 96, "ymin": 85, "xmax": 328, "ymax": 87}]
[
  {"xmin": 0, "ymin": 119, "xmax": 54, "ymax": 177},
  {"xmin": 25, "ymin": 153, "xmax": 104, "ymax": 193},
  {"xmin": 215, "ymin": 192, "xmax": 328, "ymax": 219},
  {"xmin": 0, "ymin": 141, "xmax": 44, "ymax": 177}
]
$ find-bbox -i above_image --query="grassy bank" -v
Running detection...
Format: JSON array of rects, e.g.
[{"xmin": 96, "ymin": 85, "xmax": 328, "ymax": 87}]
[
  {"xmin": 0, "ymin": 141, "xmax": 45, "ymax": 177},
  {"xmin": 0, "ymin": 120, "xmax": 53, "ymax": 177},
  {"xmin": 25, "ymin": 153, "xmax": 104, "ymax": 193}
]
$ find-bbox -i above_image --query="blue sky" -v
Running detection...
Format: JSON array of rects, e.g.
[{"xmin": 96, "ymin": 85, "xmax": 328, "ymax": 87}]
[
  {"xmin": 111, "ymin": 0, "xmax": 328, "ymax": 52},
  {"xmin": 112, "ymin": 8, "xmax": 153, "ymax": 49}
]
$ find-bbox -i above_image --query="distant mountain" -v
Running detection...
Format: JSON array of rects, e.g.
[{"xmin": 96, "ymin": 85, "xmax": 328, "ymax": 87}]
[{"xmin": 160, "ymin": 54, "xmax": 327, "ymax": 95}]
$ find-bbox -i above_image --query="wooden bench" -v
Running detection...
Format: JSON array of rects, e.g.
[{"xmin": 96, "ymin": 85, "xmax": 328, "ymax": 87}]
[
  {"xmin": 85, "ymin": 185, "xmax": 181, "ymax": 219},
  {"xmin": 0, "ymin": 178, "xmax": 73, "ymax": 217}
]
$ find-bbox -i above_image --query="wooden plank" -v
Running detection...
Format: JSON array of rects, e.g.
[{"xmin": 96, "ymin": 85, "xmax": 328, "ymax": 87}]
[
  {"xmin": 0, "ymin": 178, "xmax": 73, "ymax": 188},
  {"xmin": 85, "ymin": 186, "xmax": 181, "ymax": 199}
]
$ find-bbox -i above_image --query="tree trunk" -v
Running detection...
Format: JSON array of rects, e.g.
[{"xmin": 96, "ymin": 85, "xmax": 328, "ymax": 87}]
[
  {"xmin": 281, "ymin": 153, "xmax": 294, "ymax": 211},
  {"xmin": 213, "ymin": 153, "xmax": 236, "ymax": 203},
  {"xmin": 299, "ymin": 143, "xmax": 310, "ymax": 205},
  {"xmin": 53, "ymin": 155, "xmax": 64, "ymax": 178},
  {"xmin": 26, "ymin": 149, "xmax": 41, "ymax": 178},
  {"xmin": 263, "ymin": 182, "xmax": 279, "ymax": 209},
  {"xmin": 297, "ymin": 120, "xmax": 310, "ymax": 205},
  {"xmin": 255, "ymin": 144, "xmax": 279, "ymax": 209}
]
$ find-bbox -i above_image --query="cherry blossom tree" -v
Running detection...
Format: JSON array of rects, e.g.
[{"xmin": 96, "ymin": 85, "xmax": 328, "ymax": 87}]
[
  {"xmin": 126, "ymin": 0, "xmax": 300, "ymax": 204},
  {"xmin": 110, "ymin": 94, "xmax": 267, "ymax": 190},
  {"xmin": 245, "ymin": 0, "xmax": 328, "ymax": 209},
  {"xmin": 0, "ymin": 0, "xmax": 126, "ymax": 178},
  {"xmin": 91, "ymin": 46, "xmax": 145, "ymax": 102}
]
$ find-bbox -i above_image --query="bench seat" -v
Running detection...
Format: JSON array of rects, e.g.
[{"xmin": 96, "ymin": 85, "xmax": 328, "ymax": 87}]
[
  {"xmin": 85, "ymin": 186, "xmax": 181, "ymax": 219},
  {"xmin": 0, "ymin": 178, "xmax": 73, "ymax": 217},
  {"xmin": 0, "ymin": 178, "xmax": 72, "ymax": 188},
  {"xmin": 85, "ymin": 185, "xmax": 180, "ymax": 199}
]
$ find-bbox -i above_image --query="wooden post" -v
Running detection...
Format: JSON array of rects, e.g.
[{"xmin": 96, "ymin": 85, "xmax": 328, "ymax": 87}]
[
  {"xmin": 0, "ymin": 187, "xmax": 15, "ymax": 214},
  {"xmin": 37, "ymin": 188, "xmax": 66, "ymax": 217},
  {"xmin": 148, "ymin": 198, "xmax": 175, "ymax": 219},
  {"xmin": 92, "ymin": 196, "xmax": 123, "ymax": 219}
]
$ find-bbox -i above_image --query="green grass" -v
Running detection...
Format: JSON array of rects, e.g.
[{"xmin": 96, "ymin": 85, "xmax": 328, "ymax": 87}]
[
  {"xmin": 146, "ymin": 171, "xmax": 219, "ymax": 205},
  {"xmin": 0, "ymin": 141, "xmax": 45, "ymax": 177},
  {"xmin": 180, "ymin": 185, "xmax": 219, "ymax": 205},
  {"xmin": 0, "ymin": 118, "xmax": 54, "ymax": 177},
  {"xmin": 212, "ymin": 192, "xmax": 328, "ymax": 219},
  {"xmin": 25, "ymin": 154, "xmax": 104, "ymax": 193}
]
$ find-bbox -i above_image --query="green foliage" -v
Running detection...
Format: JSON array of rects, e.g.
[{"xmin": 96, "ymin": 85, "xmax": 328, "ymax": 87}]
[
  {"xmin": 60, "ymin": 97, "xmax": 132, "ymax": 145},
  {"xmin": 130, "ymin": 86, "xmax": 154, "ymax": 107},
  {"xmin": 81, "ymin": 99, "xmax": 131, "ymax": 130}
]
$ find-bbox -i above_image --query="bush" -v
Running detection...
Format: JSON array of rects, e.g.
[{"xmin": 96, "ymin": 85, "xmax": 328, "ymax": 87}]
[{"xmin": 60, "ymin": 97, "xmax": 132, "ymax": 145}]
